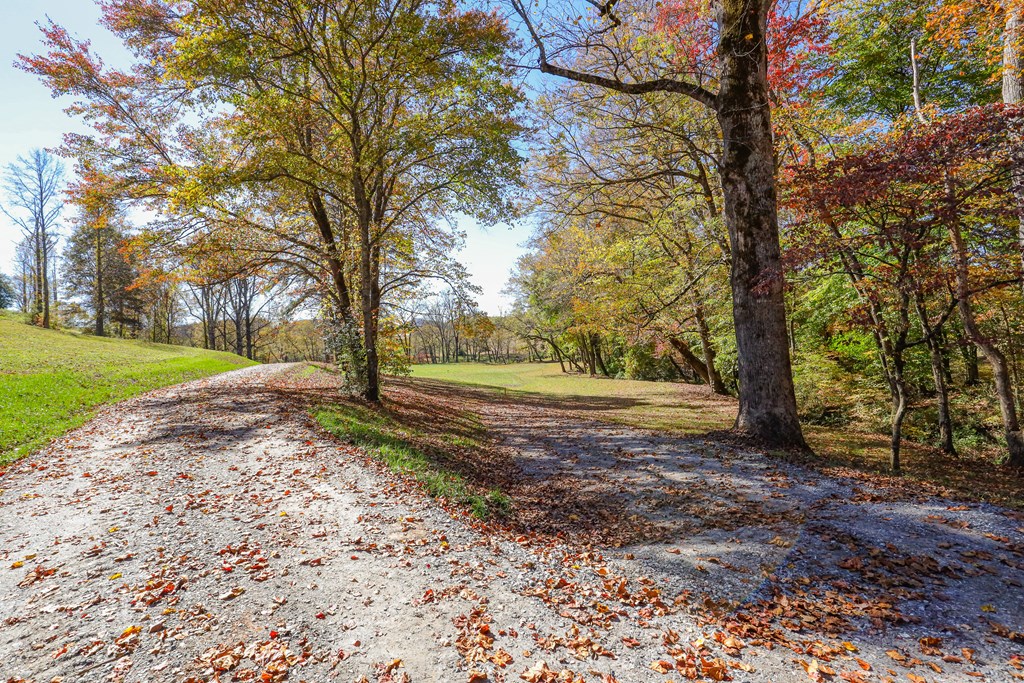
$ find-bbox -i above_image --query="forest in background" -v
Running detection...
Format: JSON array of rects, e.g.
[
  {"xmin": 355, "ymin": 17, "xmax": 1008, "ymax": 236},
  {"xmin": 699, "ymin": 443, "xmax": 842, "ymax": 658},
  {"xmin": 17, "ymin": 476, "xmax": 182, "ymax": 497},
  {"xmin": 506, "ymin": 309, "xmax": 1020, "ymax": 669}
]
[{"xmin": 1, "ymin": 0, "xmax": 1023, "ymax": 472}]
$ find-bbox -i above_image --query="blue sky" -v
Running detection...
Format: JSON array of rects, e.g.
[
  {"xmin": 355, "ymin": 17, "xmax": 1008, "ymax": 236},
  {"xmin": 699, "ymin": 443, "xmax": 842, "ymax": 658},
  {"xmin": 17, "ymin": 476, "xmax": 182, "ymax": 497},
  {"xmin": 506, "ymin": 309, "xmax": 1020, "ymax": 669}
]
[{"xmin": 0, "ymin": 1, "xmax": 529, "ymax": 314}]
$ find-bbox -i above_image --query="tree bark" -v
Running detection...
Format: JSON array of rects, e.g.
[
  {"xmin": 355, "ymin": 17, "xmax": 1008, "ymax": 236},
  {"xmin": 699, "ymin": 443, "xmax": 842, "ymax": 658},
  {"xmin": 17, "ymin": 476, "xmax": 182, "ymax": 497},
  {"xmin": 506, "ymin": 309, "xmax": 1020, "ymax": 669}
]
[
  {"xmin": 358, "ymin": 219, "xmax": 381, "ymax": 402},
  {"xmin": 716, "ymin": 0, "xmax": 806, "ymax": 449},
  {"xmin": 693, "ymin": 301, "xmax": 727, "ymax": 394},
  {"xmin": 961, "ymin": 338, "xmax": 980, "ymax": 385},
  {"xmin": 592, "ymin": 333, "xmax": 609, "ymax": 376},
  {"xmin": 890, "ymin": 370, "xmax": 908, "ymax": 474},
  {"xmin": 94, "ymin": 225, "xmax": 105, "ymax": 336},
  {"xmin": 587, "ymin": 340, "xmax": 597, "ymax": 375},
  {"xmin": 1003, "ymin": 7, "xmax": 1024, "ymax": 290},
  {"xmin": 669, "ymin": 336, "xmax": 711, "ymax": 385},
  {"xmin": 914, "ymin": 294, "xmax": 955, "ymax": 454}
]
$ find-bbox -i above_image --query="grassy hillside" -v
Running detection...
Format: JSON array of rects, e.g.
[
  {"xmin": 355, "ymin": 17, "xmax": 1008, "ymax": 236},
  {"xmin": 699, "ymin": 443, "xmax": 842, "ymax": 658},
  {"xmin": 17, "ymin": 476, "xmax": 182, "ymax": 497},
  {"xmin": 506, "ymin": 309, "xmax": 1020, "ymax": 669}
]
[{"xmin": 0, "ymin": 313, "xmax": 256, "ymax": 464}]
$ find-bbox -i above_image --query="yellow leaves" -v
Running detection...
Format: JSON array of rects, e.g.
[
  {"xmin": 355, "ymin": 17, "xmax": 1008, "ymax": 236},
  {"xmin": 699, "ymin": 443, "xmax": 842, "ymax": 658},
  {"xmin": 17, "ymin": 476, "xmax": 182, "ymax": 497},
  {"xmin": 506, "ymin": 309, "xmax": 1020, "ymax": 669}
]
[
  {"xmin": 115, "ymin": 624, "xmax": 142, "ymax": 651},
  {"xmin": 109, "ymin": 572, "xmax": 122, "ymax": 580},
  {"xmin": 119, "ymin": 625, "xmax": 141, "ymax": 638},
  {"xmin": 797, "ymin": 658, "xmax": 836, "ymax": 680},
  {"xmin": 981, "ymin": 604, "xmax": 996, "ymax": 612},
  {"xmin": 10, "ymin": 561, "xmax": 23, "ymax": 569},
  {"xmin": 649, "ymin": 660, "xmax": 673, "ymax": 674},
  {"xmin": 520, "ymin": 660, "xmax": 584, "ymax": 682}
]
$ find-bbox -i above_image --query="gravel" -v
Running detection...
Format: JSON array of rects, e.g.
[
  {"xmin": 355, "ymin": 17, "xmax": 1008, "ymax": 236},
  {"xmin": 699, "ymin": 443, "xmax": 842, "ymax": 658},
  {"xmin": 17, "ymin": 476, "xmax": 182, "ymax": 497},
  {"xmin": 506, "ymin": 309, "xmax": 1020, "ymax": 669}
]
[{"xmin": 0, "ymin": 364, "xmax": 1021, "ymax": 683}]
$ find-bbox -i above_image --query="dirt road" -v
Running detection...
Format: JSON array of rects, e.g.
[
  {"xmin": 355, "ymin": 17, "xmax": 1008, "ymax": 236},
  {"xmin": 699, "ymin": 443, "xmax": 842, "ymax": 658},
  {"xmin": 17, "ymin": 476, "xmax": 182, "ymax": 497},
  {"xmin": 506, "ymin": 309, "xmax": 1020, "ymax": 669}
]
[{"xmin": 1, "ymin": 365, "xmax": 1021, "ymax": 682}]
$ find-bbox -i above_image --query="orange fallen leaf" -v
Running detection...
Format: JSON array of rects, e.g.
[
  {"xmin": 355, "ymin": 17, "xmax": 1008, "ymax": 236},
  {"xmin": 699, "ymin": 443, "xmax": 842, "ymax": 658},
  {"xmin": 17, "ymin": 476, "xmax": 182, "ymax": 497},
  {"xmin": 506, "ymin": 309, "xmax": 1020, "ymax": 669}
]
[{"xmin": 650, "ymin": 660, "xmax": 674, "ymax": 674}]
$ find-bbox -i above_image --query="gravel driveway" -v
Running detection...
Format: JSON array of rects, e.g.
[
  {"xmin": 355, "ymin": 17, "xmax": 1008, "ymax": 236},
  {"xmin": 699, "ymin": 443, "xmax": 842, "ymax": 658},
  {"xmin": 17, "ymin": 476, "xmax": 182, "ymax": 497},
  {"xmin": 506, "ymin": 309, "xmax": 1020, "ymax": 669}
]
[{"xmin": 0, "ymin": 364, "xmax": 1021, "ymax": 682}]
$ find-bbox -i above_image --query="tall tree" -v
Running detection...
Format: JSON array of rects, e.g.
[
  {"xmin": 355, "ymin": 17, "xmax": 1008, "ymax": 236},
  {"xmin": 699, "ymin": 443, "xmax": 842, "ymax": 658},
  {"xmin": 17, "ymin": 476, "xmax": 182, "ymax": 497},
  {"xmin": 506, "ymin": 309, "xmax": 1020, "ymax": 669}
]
[
  {"xmin": 23, "ymin": 0, "xmax": 524, "ymax": 401},
  {"xmin": 61, "ymin": 208, "xmax": 142, "ymax": 337},
  {"xmin": 0, "ymin": 274, "xmax": 15, "ymax": 310},
  {"xmin": 510, "ymin": 0, "xmax": 810, "ymax": 447},
  {"xmin": 1, "ymin": 150, "xmax": 65, "ymax": 328}
]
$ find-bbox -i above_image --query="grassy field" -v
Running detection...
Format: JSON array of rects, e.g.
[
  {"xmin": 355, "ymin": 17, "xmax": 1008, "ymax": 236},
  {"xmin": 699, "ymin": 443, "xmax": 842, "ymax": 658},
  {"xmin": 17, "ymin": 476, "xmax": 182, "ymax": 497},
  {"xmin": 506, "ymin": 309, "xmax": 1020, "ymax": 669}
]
[
  {"xmin": 409, "ymin": 362, "xmax": 1023, "ymax": 507},
  {"xmin": 410, "ymin": 362, "xmax": 737, "ymax": 434},
  {"xmin": 0, "ymin": 312, "xmax": 256, "ymax": 464}
]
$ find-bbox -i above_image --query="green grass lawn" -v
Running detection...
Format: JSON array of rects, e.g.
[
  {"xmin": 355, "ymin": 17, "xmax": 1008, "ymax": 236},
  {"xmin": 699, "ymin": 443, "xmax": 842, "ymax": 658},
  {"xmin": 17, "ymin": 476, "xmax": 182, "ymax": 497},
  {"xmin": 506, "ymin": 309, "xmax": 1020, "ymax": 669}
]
[
  {"xmin": 0, "ymin": 312, "xmax": 257, "ymax": 464},
  {"xmin": 408, "ymin": 362, "xmax": 1024, "ymax": 508},
  {"xmin": 409, "ymin": 361, "xmax": 737, "ymax": 434}
]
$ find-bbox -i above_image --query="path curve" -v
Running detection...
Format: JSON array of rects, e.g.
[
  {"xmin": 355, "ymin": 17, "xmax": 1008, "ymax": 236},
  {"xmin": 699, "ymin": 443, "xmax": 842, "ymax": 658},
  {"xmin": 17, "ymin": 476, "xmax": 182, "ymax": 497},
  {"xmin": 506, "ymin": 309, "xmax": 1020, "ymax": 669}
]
[{"xmin": 0, "ymin": 366, "xmax": 1021, "ymax": 683}]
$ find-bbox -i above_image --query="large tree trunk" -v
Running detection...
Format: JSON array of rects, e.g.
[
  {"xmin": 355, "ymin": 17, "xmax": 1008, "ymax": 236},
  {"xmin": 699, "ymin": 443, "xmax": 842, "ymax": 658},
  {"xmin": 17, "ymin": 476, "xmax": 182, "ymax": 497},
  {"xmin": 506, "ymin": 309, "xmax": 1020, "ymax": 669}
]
[
  {"xmin": 1003, "ymin": 6, "xmax": 1024, "ymax": 287},
  {"xmin": 716, "ymin": 0, "xmax": 806, "ymax": 449},
  {"xmin": 308, "ymin": 189, "xmax": 364, "ymax": 391},
  {"xmin": 360, "ymin": 254, "xmax": 379, "ymax": 402},
  {"xmin": 357, "ymin": 214, "xmax": 381, "ymax": 402}
]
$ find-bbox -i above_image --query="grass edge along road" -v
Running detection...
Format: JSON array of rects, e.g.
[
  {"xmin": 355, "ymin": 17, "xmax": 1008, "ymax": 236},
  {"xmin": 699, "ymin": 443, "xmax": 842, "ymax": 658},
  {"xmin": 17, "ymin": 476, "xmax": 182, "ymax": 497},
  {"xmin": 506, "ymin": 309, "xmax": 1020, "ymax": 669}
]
[
  {"xmin": 314, "ymin": 397, "xmax": 512, "ymax": 520},
  {"xmin": 0, "ymin": 312, "xmax": 256, "ymax": 465},
  {"xmin": 409, "ymin": 362, "xmax": 1024, "ymax": 509}
]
